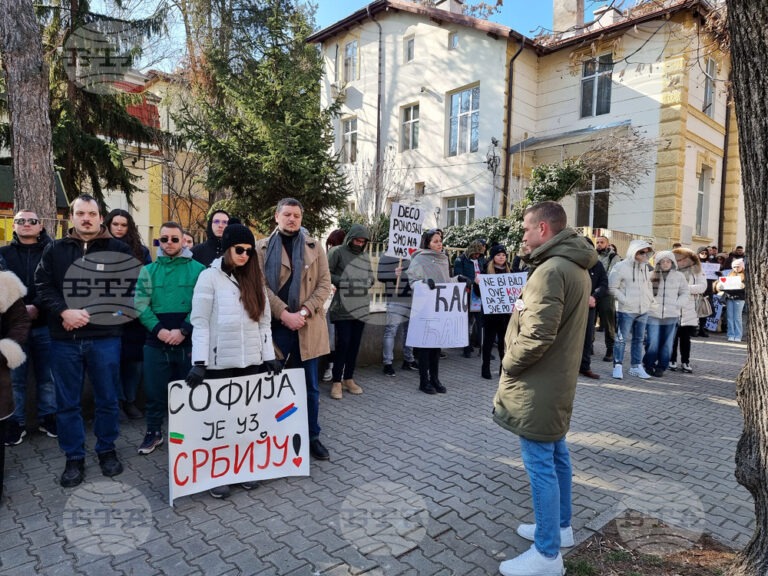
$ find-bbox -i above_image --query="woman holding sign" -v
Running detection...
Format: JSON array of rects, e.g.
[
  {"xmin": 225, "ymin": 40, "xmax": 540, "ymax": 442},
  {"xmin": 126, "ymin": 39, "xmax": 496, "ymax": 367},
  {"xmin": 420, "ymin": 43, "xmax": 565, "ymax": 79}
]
[
  {"xmin": 715, "ymin": 258, "xmax": 747, "ymax": 342},
  {"xmin": 481, "ymin": 245, "xmax": 512, "ymax": 379},
  {"xmin": 186, "ymin": 224, "xmax": 282, "ymax": 499},
  {"xmin": 408, "ymin": 229, "xmax": 469, "ymax": 394}
]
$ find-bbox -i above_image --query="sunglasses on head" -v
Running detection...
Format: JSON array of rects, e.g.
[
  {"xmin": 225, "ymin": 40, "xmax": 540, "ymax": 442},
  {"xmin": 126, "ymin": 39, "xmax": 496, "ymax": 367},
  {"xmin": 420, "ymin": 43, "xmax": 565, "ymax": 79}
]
[
  {"xmin": 14, "ymin": 218, "xmax": 40, "ymax": 225},
  {"xmin": 159, "ymin": 236, "xmax": 181, "ymax": 244},
  {"xmin": 233, "ymin": 246, "xmax": 254, "ymax": 256}
]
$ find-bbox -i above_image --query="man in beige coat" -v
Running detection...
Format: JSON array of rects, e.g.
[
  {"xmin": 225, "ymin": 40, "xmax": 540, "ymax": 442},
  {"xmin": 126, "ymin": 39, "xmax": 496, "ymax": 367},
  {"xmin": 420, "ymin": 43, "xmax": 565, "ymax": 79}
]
[{"xmin": 257, "ymin": 198, "xmax": 332, "ymax": 460}]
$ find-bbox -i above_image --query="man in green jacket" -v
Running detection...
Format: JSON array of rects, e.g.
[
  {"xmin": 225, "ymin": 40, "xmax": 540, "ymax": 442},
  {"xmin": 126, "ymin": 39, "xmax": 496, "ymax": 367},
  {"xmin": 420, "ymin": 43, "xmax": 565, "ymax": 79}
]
[
  {"xmin": 134, "ymin": 222, "xmax": 206, "ymax": 455},
  {"xmin": 493, "ymin": 201, "xmax": 596, "ymax": 576}
]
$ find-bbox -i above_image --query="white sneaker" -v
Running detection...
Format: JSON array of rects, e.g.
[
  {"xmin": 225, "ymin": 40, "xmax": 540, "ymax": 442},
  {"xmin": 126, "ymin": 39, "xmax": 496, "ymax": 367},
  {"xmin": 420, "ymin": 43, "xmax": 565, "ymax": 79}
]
[
  {"xmin": 516, "ymin": 523, "xmax": 574, "ymax": 547},
  {"xmin": 612, "ymin": 365, "xmax": 623, "ymax": 379},
  {"xmin": 681, "ymin": 363, "xmax": 693, "ymax": 373},
  {"xmin": 728, "ymin": 337, "xmax": 735, "ymax": 342},
  {"xmin": 628, "ymin": 365, "xmax": 651, "ymax": 379},
  {"xmin": 499, "ymin": 544, "xmax": 564, "ymax": 576},
  {"xmin": 668, "ymin": 361, "xmax": 677, "ymax": 371},
  {"xmin": 322, "ymin": 367, "xmax": 333, "ymax": 382}
]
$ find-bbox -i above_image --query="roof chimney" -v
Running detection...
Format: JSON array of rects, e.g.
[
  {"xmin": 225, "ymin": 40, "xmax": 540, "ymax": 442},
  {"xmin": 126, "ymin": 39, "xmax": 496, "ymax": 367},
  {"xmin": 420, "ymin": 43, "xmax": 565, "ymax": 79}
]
[
  {"xmin": 434, "ymin": 0, "xmax": 465, "ymax": 15},
  {"xmin": 593, "ymin": 5, "xmax": 622, "ymax": 28},
  {"xmin": 553, "ymin": 0, "xmax": 585, "ymax": 31}
]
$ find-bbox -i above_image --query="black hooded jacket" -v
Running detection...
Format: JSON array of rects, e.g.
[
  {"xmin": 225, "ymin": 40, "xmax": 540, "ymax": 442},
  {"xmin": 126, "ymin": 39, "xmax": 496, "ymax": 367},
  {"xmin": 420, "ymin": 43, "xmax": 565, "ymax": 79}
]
[
  {"xmin": 0, "ymin": 230, "xmax": 53, "ymax": 328},
  {"xmin": 191, "ymin": 211, "xmax": 231, "ymax": 267}
]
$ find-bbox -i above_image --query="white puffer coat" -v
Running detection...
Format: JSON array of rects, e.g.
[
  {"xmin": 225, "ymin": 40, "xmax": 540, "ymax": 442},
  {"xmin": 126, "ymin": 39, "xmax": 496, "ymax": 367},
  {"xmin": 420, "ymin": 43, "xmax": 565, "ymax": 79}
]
[
  {"xmin": 647, "ymin": 250, "xmax": 689, "ymax": 321},
  {"xmin": 608, "ymin": 239, "xmax": 655, "ymax": 314},
  {"xmin": 191, "ymin": 258, "xmax": 275, "ymax": 369}
]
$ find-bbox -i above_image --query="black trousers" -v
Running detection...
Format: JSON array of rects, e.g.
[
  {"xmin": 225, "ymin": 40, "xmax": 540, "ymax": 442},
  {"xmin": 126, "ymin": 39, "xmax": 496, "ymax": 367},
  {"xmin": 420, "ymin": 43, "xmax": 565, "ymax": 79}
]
[
  {"xmin": 417, "ymin": 348, "xmax": 440, "ymax": 384},
  {"xmin": 581, "ymin": 307, "xmax": 597, "ymax": 372},
  {"xmin": 483, "ymin": 314, "xmax": 509, "ymax": 370}
]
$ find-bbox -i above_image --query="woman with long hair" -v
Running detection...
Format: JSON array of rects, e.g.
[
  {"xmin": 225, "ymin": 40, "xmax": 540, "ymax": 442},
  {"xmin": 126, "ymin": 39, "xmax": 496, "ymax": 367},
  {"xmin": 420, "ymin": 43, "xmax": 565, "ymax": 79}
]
[
  {"xmin": 407, "ymin": 228, "xmax": 466, "ymax": 394},
  {"xmin": 715, "ymin": 258, "xmax": 747, "ymax": 342},
  {"xmin": 186, "ymin": 224, "xmax": 281, "ymax": 499},
  {"xmin": 671, "ymin": 248, "xmax": 707, "ymax": 372},
  {"xmin": 481, "ymin": 245, "xmax": 512, "ymax": 379},
  {"xmin": 105, "ymin": 209, "xmax": 151, "ymax": 420}
]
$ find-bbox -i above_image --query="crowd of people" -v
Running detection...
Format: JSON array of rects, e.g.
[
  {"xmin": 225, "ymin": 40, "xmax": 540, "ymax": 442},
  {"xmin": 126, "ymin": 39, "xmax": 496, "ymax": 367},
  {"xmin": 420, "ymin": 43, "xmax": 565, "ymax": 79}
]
[{"xmin": 0, "ymin": 197, "xmax": 749, "ymax": 574}]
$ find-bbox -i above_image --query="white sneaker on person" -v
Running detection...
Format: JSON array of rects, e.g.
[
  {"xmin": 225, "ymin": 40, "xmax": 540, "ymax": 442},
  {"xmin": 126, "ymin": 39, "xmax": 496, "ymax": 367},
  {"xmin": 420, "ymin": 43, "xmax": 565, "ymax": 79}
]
[
  {"xmin": 516, "ymin": 523, "xmax": 574, "ymax": 547},
  {"xmin": 612, "ymin": 365, "xmax": 623, "ymax": 379},
  {"xmin": 628, "ymin": 364, "xmax": 651, "ymax": 379},
  {"xmin": 668, "ymin": 361, "xmax": 677, "ymax": 371},
  {"xmin": 499, "ymin": 544, "xmax": 564, "ymax": 576},
  {"xmin": 681, "ymin": 363, "xmax": 693, "ymax": 373},
  {"xmin": 322, "ymin": 366, "xmax": 333, "ymax": 382}
]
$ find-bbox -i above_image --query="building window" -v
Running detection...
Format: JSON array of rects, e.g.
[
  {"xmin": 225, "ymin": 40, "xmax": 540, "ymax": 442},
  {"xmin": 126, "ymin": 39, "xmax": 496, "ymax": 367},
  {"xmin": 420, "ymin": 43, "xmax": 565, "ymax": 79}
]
[
  {"xmin": 448, "ymin": 32, "xmax": 459, "ymax": 50},
  {"xmin": 342, "ymin": 118, "xmax": 357, "ymax": 163},
  {"xmin": 575, "ymin": 174, "xmax": 610, "ymax": 229},
  {"xmin": 696, "ymin": 166, "xmax": 710, "ymax": 236},
  {"xmin": 448, "ymin": 86, "xmax": 480, "ymax": 157},
  {"xmin": 343, "ymin": 40, "xmax": 358, "ymax": 83},
  {"xmin": 405, "ymin": 36, "xmax": 415, "ymax": 63},
  {"xmin": 703, "ymin": 58, "xmax": 716, "ymax": 118},
  {"xmin": 401, "ymin": 104, "xmax": 419, "ymax": 151},
  {"xmin": 446, "ymin": 196, "xmax": 475, "ymax": 226},
  {"xmin": 415, "ymin": 181, "xmax": 425, "ymax": 196},
  {"xmin": 580, "ymin": 54, "xmax": 613, "ymax": 118},
  {"xmin": 333, "ymin": 44, "xmax": 339, "ymax": 83}
]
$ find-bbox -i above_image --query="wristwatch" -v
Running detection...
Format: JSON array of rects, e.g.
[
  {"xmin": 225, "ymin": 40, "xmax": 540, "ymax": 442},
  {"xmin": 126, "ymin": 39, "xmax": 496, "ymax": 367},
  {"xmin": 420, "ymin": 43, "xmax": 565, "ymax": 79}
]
[{"xmin": 299, "ymin": 308, "xmax": 309, "ymax": 318}]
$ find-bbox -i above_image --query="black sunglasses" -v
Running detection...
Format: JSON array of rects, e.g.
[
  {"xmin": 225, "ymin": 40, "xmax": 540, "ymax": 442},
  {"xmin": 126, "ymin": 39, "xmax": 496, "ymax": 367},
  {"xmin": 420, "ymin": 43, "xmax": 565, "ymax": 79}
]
[
  {"xmin": 234, "ymin": 246, "xmax": 254, "ymax": 256},
  {"xmin": 159, "ymin": 236, "xmax": 181, "ymax": 244},
  {"xmin": 14, "ymin": 218, "xmax": 40, "ymax": 225}
]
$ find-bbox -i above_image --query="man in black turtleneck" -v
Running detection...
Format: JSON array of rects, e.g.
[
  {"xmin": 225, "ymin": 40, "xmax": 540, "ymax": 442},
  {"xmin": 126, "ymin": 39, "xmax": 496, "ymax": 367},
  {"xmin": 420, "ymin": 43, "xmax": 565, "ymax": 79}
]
[{"xmin": 256, "ymin": 198, "xmax": 332, "ymax": 461}]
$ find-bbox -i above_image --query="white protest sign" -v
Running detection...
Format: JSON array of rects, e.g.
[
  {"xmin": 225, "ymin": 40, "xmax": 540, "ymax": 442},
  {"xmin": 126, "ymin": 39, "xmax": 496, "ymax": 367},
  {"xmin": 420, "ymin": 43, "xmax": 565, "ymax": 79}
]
[
  {"xmin": 701, "ymin": 262, "xmax": 720, "ymax": 280},
  {"xmin": 477, "ymin": 273, "xmax": 528, "ymax": 314},
  {"xmin": 718, "ymin": 275, "xmax": 743, "ymax": 290},
  {"xmin": 405, "ymin": 282, "xmax": 469, "ymax": 348},
  {"xmin": 168, "ymin": 368, "xmax": 309, "ymax": 504},
  {"xmin": 386, "ymin": 203, "xmax": 425, "ymax": 259}
]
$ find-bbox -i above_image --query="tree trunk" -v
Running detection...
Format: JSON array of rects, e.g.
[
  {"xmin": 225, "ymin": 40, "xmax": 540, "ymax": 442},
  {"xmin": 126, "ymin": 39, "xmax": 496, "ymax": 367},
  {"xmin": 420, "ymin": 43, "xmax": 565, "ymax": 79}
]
[
  {"xmin": 727, "ymin": 1, "xmax": 768, "ymax": 573},
  {"xmin": 0, "ymin": 0, "xmax": 57, "ymax": 224}
]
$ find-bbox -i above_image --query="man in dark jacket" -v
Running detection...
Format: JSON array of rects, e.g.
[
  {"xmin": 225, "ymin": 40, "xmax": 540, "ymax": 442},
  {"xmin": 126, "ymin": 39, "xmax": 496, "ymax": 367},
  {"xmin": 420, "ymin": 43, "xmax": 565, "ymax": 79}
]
[
  {"xmin": 453, "ymin": 239, "xmax": 486, "ymax": 357},
  {"xmin": 580, "ymin": 238, "xmax": 608, "ymax": 379},
  {"xmin": 35, "ymin": 195, "xmax": 133, "ymax": 488},
  {"xmin": 191, "ymin": 210, "xmax": 230, "ymax": 267},
  {"xmin": 494, "ymin": 201, "xmax": 596, "ymax": 576},
  {"xmin": 0, "ymin": 211, "xmax": 57, "ymax": 446}
]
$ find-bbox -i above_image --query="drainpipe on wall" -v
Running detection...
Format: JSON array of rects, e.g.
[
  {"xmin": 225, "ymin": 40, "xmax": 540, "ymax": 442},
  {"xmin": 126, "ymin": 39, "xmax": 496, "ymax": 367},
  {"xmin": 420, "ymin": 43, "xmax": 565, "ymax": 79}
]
[
  {"xmin": 368, "ymin": 5, "xmax": 384, "ymax": 216},
  {"xmin": 717, "ymin": 79, "xmax": 731, "ymax": 250},
  {"xmin": 501, "ymin": 38, "xmax": 525, "ymax": 217}
]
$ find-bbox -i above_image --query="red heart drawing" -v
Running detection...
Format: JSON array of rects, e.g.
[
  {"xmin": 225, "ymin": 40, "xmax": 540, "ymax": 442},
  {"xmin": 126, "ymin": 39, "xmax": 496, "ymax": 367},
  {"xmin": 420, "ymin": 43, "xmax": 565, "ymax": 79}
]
[
  {"xmin": 293, "ymin": 457, "xmax": 302, "ymax": 467},
  {"xmin": 408, "ymin": 247, "xmax": 417, "ymax": 255}
]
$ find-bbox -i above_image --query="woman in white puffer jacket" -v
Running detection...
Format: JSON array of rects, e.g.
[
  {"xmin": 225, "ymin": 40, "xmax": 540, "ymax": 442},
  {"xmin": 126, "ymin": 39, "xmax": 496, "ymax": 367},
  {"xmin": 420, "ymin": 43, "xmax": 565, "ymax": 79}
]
[{"xmin": 670, "ymin": 248, "xmax": 707, "ymax": 373}]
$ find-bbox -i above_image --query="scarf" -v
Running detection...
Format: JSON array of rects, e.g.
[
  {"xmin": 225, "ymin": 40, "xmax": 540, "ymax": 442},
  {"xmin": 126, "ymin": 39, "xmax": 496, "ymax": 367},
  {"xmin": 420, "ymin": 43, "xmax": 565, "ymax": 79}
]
[{"xmin": 265, "ymin": 228, "xmax": 304, "ymax": 312}]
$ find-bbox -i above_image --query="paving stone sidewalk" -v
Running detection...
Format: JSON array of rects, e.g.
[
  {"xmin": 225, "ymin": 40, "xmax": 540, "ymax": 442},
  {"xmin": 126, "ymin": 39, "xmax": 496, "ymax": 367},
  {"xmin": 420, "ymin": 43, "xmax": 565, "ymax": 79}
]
[{"xmin": 1, "ymin": 332, "xmax": 752, "ymax": 575}]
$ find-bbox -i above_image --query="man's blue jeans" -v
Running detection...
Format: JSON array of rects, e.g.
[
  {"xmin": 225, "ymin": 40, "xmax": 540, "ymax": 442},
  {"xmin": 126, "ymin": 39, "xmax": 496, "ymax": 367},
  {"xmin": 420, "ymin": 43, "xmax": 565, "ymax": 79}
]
[
  {"xmin": 11, "ymin": 326, "xmax": 57, "ymax": 425},
  {"xmin": 519, "ymin": 435, "xmax": 572, "ymax": 558},
  {"xmin": 50, "ymin": 337, "xmax": 121, "ymax": 460},
  {"xmin": 271, "ymin": 326, "xmax": 321, "ymax": 439},
  {"xmin": 726, "ymin": 299, "xmax": 746, "ymax": 341},
  {"xmin": 614, "ymin": 312, "xmax": 648, "ymax": 366},
  {"xmin": 143, "ymin": 345, "xmax": 191, "ymax": 432},
  {"xmin": 383, "ymin": 304, "xmax": 414, "ymax": 365},
  {"xmin": 643, "ymin": 321, "xmax": 678, "ymax": 371}
]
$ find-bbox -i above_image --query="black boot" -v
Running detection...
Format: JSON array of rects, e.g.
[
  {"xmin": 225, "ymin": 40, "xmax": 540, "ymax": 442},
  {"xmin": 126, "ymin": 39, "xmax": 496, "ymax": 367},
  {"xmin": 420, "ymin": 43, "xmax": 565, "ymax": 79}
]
[
  {"xmin": 481, "ymin": 364, "xmax": 492, "ymax": 379},
  {"xmin": 419, "ymin": 377, "xmax": 436, "ymax": 394},
  {"xmin": 431, "ymin": 379, "xmax": 446, "ymax": 393}
]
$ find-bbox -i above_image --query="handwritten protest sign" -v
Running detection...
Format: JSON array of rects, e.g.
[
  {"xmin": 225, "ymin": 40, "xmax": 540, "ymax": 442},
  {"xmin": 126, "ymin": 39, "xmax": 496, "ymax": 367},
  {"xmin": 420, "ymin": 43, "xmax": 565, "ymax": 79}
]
[
  {"xmin": 701, "ymin": 262, "xmax": 720, "ymax": 280},
  {"xmin": 386, "ymin": 203, "xmax": 425, "ymax": 259},
  {"xmin": 168, "ymin": 368, "xmax": 309, "ymax": 504},
  {"xmin": 406, "ymin": 282, "xmax": 469, "ymax": 348},
  {"xmin": 705, "ymin": 297, "xmax": 725, "ymax": 333},
  {"xmin": 477, "ymin": 273, "xmax": 528, "ymax": 314}
]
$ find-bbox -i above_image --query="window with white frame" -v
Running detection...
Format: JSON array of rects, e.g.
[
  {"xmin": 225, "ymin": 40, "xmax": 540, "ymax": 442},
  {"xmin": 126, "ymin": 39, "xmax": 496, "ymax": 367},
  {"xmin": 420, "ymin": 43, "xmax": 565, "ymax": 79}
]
[
  {"xmin": 448, "ymin": 86, "xmax": 480, "ymax": 157},
  {"xmin": 696, "ymin": 166, "xmax": 711, "ymax": 236},
  {"xmin": 703, "ymin": 58, "xmax": 716, "ymax": 118},
  {"xmin": 446, "ymin": 196, "xmax": 475, "ymax": 226},
  {"xmin": 343, "ymin": 40, "xmax": 358, "ymax": 83},
  {"xmin": 580, "ymin": 54, "xmax": 613, "ymax": 118},
  {"xmin": 341, "ymin": 118, "xmax": 357, "ymax": 163},
  {"xmin": 405, "ymin": 36, "xmax": 415, "ymax": 63},
  {"xmin": 333, "ymin": 44, "xmax": 339, "ymax": 83},
  {"xmin": 448, "ymin": 32, "xmax": 459, "ymax": 50},
  {"xmin": 575, "ymin": 174, "xmax": 610, "ymax": 229},
  {"xmin": 401, "ymin": 104, "xmax": 419, "ymax": 151}
]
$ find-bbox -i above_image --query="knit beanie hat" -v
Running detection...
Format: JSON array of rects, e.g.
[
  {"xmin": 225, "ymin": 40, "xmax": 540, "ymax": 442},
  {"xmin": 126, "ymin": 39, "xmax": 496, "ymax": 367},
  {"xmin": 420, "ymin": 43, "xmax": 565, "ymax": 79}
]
[
  {"xmin": 489, "ymin": 244, "xmax": 507, "ymax": 259},
  {"xmin": 221, "ymin": 224, "xmax": 255, "ymax": 252},
  {"xmin": 731, "ymin": 258, "xmax": 745, "ymax": 268}
]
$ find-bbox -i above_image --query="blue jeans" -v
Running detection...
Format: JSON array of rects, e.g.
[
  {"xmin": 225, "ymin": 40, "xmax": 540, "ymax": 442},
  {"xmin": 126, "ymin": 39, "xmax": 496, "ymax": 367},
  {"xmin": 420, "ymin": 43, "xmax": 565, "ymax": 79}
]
[
  {"xmin": 51, "ymin": 337, "xmax": 121, "ymax": 460},
  {"xmin": 143, "ymin": 345, "xmax": 191, "ymax": 432},
  {"xmin": 11, "ymin": 326, "xmax": 57, "ymax": 425},
  {"xmin": 614, "ymin": 312, "xmax": 648, "ymax": 366},
  {"xmin": 643, "ymin": 321, "xmax": 678, "ymax": 371},
  {"xmin": 382, "ymin": 304, "xmax": 414, "ymax": 365},
  {"xmin": 726, "ymin": 299, "xmax": 745, "ymax": 341},
  {"xmin": 519, "ymin": 436, "xmax": 572, "ymax": 558},
  {"xmin": 271, "ymin": 326, "xmax": 321, "ymax": 439}
]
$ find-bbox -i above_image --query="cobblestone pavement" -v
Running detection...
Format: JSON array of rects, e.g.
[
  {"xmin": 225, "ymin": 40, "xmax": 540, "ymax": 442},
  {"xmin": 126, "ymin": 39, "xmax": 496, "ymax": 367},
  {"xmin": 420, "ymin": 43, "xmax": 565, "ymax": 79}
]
[{"xmin": 1, "ymin": 332, "xmax": 752, "ymax": 575}]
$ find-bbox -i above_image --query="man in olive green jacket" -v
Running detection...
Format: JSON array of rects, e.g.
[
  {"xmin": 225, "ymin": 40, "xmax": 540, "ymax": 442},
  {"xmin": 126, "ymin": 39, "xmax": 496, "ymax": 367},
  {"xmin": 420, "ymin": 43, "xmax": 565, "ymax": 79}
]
[{"xmin": 493, "ymin": 201, "xmax": 596, "ymax": 576}]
